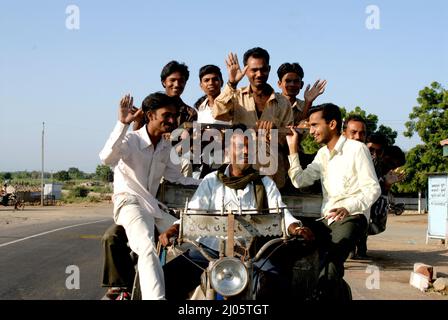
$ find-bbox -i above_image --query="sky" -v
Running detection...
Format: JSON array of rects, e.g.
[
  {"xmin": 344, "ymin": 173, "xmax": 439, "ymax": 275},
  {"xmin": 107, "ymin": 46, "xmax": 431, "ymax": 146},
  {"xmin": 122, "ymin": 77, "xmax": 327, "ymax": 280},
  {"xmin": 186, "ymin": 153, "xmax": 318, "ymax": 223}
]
[{"xmin": 1, "ymin": 0, "xmax": 447, "ymax": 173}]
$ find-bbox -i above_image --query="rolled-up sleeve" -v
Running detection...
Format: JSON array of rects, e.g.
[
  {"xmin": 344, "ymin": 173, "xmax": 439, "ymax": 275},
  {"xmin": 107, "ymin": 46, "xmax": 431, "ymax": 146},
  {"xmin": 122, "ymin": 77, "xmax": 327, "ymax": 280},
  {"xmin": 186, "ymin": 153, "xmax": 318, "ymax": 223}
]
[{"xmin": 212, "ymin": 83, "xmax": 237, "ymax": 122}]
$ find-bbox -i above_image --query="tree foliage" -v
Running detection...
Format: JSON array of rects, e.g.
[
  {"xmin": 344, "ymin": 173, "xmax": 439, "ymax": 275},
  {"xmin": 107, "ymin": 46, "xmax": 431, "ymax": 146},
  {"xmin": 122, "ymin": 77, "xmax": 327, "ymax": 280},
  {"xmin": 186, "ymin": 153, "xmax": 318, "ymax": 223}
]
[
  {"xmin": 95, "ymin": 165, "xmax": 114, "ymax": 183},
  {"xmin": 54, "ymin": 170, "xmax": 70, "ymax": 181},
  {"xmin": 396, "ymin": 82, "xmax": 448, "ymax": 193},
  {"xmin": 68, "ymin": 167, "xmax": 85, "ymax": 180}
]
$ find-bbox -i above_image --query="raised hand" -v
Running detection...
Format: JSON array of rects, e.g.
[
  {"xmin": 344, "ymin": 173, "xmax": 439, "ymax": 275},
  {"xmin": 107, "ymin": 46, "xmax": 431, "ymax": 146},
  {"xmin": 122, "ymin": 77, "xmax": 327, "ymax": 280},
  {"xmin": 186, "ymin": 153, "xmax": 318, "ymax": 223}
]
[
  {"xmin": 385, "ymin": 170, "xmax": 406, "ymax": 185},
  {"xmin": 286, "ymin": 126, "xmax": 301, "ymax": 154},
  {"xmin": 118, "ymin": 94, "xmax": 138, "ymax": 125},
  {"xmin": 132, "ymin": 108, "xmax": 145, "ymax": 131},
  {"xmin": 304, "ymin": 79, "xmax": 327, "ymax": 103},
  {"xmin": 225, "ymin": 52, "xmax": 248, "ymax": 85}
]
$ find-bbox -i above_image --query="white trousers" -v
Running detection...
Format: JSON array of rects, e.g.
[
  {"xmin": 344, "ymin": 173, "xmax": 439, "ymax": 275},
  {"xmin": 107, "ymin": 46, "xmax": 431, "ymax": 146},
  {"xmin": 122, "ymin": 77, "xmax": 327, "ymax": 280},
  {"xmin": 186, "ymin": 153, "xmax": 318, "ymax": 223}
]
[{"xmin": 113, "ymin": 194, "xmax": 175, "ymax": 300}]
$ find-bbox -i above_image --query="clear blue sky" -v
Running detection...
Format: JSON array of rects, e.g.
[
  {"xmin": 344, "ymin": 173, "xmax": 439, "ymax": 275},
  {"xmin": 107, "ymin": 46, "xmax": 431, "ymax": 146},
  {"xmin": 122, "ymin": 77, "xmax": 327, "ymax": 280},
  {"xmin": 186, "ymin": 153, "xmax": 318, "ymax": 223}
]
[{"xmin": 1, "ymin": 0, "xmax": 447, "ymax": 173}]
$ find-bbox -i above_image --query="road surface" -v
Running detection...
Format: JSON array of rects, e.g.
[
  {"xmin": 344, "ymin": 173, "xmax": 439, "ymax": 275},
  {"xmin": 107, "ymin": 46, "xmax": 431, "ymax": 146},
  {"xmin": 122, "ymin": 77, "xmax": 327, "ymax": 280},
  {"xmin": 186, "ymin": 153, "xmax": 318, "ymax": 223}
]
[
  {"xmin": 0, "ymin": 204, "xmax": 112, "ymax": 299},
  {"xmin": 1, "ymin": 204, "xmax": 447, "ymax": 300}
]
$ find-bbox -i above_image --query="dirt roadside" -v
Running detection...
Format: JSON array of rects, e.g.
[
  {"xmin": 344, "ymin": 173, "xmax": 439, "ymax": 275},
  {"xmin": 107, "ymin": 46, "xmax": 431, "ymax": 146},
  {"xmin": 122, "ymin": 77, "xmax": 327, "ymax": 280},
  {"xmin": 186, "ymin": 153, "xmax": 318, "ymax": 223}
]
[
  {"xmin": 0, "ymin": 202, "xmax": 112, "ymax": 229},
  {"xmin": 345, "ymin": 210, "xmax": 448, "ymax": 300}
]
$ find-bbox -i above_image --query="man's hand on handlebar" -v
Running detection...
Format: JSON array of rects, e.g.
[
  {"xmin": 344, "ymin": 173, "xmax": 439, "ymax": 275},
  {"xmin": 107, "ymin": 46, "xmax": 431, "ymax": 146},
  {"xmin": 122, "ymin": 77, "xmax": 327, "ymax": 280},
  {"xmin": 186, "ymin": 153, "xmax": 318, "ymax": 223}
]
[
  {"xmin": 158, "ymin": 224, "xmax": 180, "ymax": 247},
  {"xmin": 288, "ymin": 223, "xmax": 315, "ymax": 241}
]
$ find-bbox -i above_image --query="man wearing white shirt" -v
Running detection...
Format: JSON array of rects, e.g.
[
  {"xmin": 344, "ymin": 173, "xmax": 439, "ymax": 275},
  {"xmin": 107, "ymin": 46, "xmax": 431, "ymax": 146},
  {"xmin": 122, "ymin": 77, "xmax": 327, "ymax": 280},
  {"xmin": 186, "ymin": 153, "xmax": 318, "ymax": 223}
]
[
  {"xmin": 159, "ymin": 124, "xmax": 314, "ymax": 300},
  {"xmin": 286, "ymin": 103, "xmax": 380, "ymax": 300},
  {"xmin": 99, "ymin": 92, "xmax": 200, "ymax": 300},
  {"xmin": 194, "ymin": 64, "xmax": 231, "ymax": 125}
]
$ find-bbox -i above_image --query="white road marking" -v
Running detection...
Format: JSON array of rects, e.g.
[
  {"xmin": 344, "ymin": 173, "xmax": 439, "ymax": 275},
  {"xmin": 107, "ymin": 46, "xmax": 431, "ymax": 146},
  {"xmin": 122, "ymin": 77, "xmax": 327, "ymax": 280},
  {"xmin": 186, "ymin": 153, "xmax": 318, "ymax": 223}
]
[{"xmin": 0, "ymin": 219, "xmax": 110, "ymax": 248}]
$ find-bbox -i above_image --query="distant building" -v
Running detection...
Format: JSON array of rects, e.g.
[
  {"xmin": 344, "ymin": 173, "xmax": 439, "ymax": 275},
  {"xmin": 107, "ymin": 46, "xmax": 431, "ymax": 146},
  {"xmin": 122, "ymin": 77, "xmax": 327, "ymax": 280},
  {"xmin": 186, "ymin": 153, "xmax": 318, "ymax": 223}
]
[{"xmin": 44, "ymin": 183, "xmax": 63, "ymax": 200}]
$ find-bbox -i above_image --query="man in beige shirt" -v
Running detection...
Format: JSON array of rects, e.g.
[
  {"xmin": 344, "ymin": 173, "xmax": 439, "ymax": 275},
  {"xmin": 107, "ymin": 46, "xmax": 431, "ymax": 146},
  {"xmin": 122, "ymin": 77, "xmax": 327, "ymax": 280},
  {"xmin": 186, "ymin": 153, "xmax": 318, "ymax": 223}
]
[
  {"xmin": 212, "ymin": 47, "xmax": 293, "ymax": 188},
  {"xmin": 277, "ymin": 62, "xmax": 327, "ymax": 125}
]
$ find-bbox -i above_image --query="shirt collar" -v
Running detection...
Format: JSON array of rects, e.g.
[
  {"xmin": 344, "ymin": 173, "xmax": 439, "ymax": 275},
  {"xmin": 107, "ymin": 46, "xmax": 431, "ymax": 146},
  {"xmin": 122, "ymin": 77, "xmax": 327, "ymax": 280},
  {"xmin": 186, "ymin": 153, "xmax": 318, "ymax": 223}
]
[
  {"xmin": 241, "ymin": 84, "xmax": 277, "ymax": 102},
  {"xmin": 137, "ymin": 126, "xmax": 170, "ymax": 151},
  {"xmin": 327, "ymin": 135, "xmax": 346, "ymax": 158},
  {"xmin": 292, "ymin": 98, "xmax": 304, "ymax": 111},
  {"xmin": 137, "ymin": 125, "xmax": 152, "ymax": 150},
  {"xmin": 198, "ymin": 98, "xmax": 208, "ymax": 111}
]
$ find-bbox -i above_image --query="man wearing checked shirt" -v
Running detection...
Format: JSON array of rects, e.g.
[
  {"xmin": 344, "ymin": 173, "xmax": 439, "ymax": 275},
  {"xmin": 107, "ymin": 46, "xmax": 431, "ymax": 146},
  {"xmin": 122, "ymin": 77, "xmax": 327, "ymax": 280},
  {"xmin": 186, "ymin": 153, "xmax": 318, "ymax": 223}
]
[{"xmin": 286, "ymin": 103, "xmax": 381, "ymax": 300}]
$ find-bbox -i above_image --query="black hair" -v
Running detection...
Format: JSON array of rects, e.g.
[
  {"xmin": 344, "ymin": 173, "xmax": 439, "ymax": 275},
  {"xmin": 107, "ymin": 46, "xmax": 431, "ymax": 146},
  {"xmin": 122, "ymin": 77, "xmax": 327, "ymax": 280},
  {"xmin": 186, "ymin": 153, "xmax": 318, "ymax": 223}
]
[
  {"xmin": 367, "ymin": 133, "xmax": 388, "ymax": 147},
  {"xmin": 141, "ymin": 92, "xmax": 177, "ymax": 113},
  {"xmin": 160, "ymin": 60, "xmax": 190, "ymax": 82},
  {"xmin": 243, "ymin": 47, "xmax": 270, "ymax": 66},
  {"xmin": 383, "ymin": 145, "xmax": 406, "ymax": 167},
  {"xmin": 199, "ymin": 64, "xmax": 223, "ymax": 83},
  {"xmin": 343, "ymin": 114, "xmax": 367, "ymax": 130},
  {"xmin": 277, "ymin": 62, "xmax": 304, "ymax": 81},
  {"xmin": 308, "ymin": 103, "xmax": 343, "ymax": 133}
]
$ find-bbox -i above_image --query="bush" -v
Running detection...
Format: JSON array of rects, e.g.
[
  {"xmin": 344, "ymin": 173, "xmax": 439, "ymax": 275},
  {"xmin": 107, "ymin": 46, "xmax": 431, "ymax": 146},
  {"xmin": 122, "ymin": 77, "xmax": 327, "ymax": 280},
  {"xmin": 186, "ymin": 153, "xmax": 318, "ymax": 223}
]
[{"xmin": 69, "ymin": 186, "xmax": 89, "ymax": 198}]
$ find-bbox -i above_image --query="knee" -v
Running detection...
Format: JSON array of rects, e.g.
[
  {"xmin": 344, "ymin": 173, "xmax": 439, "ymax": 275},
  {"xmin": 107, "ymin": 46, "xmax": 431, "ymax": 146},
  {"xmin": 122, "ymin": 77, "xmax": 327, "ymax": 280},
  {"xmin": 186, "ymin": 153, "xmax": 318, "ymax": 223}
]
[{"xmin": 102, "ymin": 225, "xmax": 128, "ymax": 247}]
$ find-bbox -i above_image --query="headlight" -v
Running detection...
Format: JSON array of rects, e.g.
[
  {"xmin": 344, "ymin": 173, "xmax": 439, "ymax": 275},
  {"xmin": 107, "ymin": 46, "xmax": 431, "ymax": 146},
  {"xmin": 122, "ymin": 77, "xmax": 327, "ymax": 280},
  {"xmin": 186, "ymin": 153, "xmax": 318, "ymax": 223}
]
[{"xmin": 210, "ymin": 257, "xmax": 248, "ymax": 297}]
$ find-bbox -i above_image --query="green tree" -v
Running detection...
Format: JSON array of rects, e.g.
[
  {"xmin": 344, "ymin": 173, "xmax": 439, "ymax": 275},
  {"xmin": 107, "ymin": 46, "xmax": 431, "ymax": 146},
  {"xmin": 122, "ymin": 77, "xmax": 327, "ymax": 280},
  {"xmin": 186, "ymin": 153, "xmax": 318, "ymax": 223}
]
[
  {"xmin": 54, "ymin": 170, "xmax": 71, "ymax": 181},
  {"xmin": 95, "ymin": 165, "xmax": 114, "ymax": 182},
  {"xmin": 397, "ymin": 82, "xmax": 448, "ymax": 193},
  {"xmin": 377, "ymin": 125, "xmax": 397, "ymax": 146},
  {"xmin": 68, "ymin": 167, "xmax": 85, "ymax": 180},
  {"xmin": 3, "ymin": 172, "xmax": 12, "ymax": 180}
]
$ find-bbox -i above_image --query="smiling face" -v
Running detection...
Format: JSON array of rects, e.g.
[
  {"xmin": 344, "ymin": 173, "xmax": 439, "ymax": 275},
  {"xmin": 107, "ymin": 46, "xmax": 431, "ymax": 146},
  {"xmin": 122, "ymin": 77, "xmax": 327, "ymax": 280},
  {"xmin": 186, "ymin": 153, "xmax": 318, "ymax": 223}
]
[
  {"xmin": 200, "ymin": 73, "xmax": 222, "ymax": 98},
  {"xmin": 147, "ymin": 104, "xmax": 178, "ymax": 135},
  {"xmin": 162, "ymin": 71, "xmax": 187, "ymax": 97},
  {"xmin": 309, "ymin": 111, "xmax": 335, "ymax": 145},
  {"xmin": 245, "ymin": 57, "xmax": 270, "ymax": 89},
  {"xmin": 344, "ymin": 120, "xmax": 367, "ymax": 143},
  {"xmin": 278, "ymin": 72, "xmax": 303, "ymax": 98}
]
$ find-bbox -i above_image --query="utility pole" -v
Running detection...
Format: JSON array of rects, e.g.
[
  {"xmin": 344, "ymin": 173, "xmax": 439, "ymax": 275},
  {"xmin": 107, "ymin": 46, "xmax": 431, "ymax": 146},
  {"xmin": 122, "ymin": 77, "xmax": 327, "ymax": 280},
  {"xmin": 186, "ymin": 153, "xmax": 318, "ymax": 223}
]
[{"xmin": 41, "ymin": 122, "xmax": 45, "ymax": 206}]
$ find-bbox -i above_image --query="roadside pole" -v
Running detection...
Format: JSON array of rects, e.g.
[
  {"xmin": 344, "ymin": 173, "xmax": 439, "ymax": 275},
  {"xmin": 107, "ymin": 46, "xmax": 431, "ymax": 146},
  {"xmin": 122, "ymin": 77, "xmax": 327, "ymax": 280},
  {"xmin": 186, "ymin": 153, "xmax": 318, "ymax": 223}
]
[{"xmin": 41, "ymin": 122, "xmax": 45, "ymax": 206}]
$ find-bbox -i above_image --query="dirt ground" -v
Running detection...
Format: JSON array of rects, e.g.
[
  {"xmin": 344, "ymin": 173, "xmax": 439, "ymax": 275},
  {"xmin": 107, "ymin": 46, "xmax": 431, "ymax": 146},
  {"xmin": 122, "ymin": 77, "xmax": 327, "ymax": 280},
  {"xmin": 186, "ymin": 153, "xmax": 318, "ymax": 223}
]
[
  {"xmin": 344, "ymin": 210, "xmax": 448, "ymax": 300},
  {"xmin": 0, "ymin": 202, "xmax": 112, "ymax": 228}
]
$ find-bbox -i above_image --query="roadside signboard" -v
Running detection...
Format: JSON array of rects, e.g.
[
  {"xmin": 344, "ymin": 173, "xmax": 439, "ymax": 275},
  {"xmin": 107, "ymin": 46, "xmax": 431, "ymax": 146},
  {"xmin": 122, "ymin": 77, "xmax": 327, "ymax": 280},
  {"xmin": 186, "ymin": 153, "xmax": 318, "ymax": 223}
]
[{"xmin": 427, "ymin": 174, "xmax": 448, "ymax": 246}]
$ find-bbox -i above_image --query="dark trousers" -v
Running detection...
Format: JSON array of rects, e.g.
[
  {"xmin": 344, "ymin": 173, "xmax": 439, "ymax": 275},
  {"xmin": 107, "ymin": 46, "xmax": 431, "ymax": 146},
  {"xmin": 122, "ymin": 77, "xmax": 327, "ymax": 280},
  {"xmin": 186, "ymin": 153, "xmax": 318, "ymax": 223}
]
[
  {"xmin": 318, "ymin": 214, "xmax": 367, "ymax": 279},
  {"xmin": 304, "ymin": 214, "xmax": 367, "ymax": 300},
  {"xmin": 355, "ymin": 233, "xmax": 368, "ymax": 256},
  {"xmin": 101, "ymin": 224, "xmax": 135, "ymax": 288}
]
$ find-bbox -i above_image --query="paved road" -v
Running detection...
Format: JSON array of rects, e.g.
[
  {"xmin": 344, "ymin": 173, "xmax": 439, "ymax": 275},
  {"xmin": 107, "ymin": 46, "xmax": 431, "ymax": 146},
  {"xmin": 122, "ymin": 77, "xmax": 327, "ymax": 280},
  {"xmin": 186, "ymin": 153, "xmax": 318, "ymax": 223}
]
[
  {"xmin": 0, "ymin": 205, "xmax": 113, "ymax": 300},
  {"xmin": 1, "ymin": 205, "xmax": 447, "ymax": 300}
]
